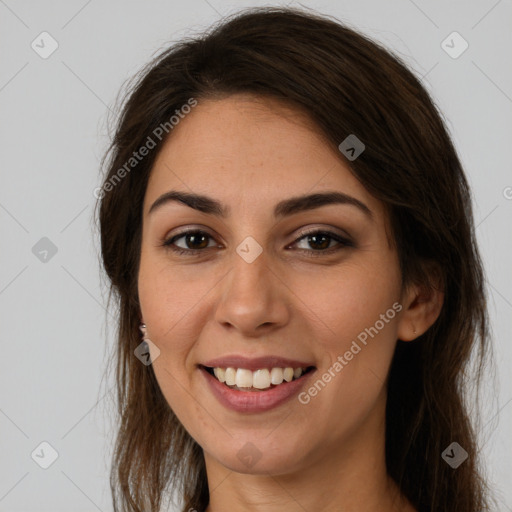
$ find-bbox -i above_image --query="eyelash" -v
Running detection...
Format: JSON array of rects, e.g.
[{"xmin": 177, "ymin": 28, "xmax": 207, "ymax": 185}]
[{"xmin": 160, "ymin": 228, "xmax": 354, "ymax": 258}]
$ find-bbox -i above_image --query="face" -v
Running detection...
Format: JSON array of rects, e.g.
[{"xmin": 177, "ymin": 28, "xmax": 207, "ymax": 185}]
[{"xmin": 138, "ymin": 94, "xmax": 408, "ymax": 477}]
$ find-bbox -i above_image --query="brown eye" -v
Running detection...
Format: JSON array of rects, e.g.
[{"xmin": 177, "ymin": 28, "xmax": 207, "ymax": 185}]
[
  {"xmin": 292, "ymin": 230, "xmax": 353, "ymax": 256},
  {"xmin": 161, "ymin": 228, "xmax": 353, "ymax": 258},
  {"xmin": 162, "ymin": 230, "xmax": 217, "ymax": 255}
]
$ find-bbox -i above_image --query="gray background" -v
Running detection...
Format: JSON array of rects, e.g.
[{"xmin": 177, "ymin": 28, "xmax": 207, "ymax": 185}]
[{"xmin": 1, "ymin": 0, "xmax": 511, "ymax": 510}]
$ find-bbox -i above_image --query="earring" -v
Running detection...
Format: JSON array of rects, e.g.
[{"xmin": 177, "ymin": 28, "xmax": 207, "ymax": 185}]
[{"xmin": 136, "ymin": 323, "xmax": 161, "ymax": 365}]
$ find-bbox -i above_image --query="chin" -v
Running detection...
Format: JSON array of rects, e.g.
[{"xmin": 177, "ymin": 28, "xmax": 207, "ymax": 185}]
[{"xmin": 206, "ymin": 437, "xmax": 308, "ymax": 476}]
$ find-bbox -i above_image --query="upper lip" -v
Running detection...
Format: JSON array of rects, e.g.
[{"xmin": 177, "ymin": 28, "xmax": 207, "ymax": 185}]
[{"xmin": 200, "ymin": 355, "xmax": 315, "ymax": 371}]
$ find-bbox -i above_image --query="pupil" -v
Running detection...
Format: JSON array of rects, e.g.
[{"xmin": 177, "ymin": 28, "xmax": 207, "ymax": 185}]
[
  {"xmin": 188, "ymin": 233, "xmax": 208, "ymax": 249},
  {"xmin": 309, "ymin": 234, "xmax": 329, "ymax": 250}
]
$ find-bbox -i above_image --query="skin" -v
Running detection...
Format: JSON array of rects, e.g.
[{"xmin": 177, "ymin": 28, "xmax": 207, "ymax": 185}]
[{"xmin": 138, "ymin": 94, "xmax": 443, "ymax": 512}]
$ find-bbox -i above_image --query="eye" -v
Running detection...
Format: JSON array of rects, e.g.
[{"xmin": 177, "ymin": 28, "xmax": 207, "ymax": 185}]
[
  {"xmin": 292, "ymin": 229, "xmax": 354, "ymax": 257},
  {"xmin": 160, "ymin": 228, "xmax": 353, "ymax": 257},
  {"xmin": 161, "ymin": 229, "xmax": 219, "ymax": 256}
]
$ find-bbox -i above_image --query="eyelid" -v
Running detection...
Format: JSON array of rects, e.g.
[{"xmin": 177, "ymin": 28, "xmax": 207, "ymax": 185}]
[
  {"xmin": 292, "ymin": 225, "xmax": 352, "ymax": 243},
  {"xmin": 162, "ymin": 224, "xmax": 220, "ymax": 242}
]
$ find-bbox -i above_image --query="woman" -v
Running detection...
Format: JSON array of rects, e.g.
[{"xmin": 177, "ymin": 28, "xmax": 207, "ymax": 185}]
[{"xmin": 97, "ymin": 6, "xmax": 493, "ymax": 512}]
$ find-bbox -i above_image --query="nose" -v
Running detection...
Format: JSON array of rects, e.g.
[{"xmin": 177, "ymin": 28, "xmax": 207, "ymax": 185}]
[{"xmin": 213, "ymin": 245, "xmax": 291, "ymax": 337}]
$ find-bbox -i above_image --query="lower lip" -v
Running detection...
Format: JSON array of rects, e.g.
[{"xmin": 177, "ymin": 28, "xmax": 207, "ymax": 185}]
[{"xmin": 200, "ymin": 366, "xmax": 316, "ymax": 413}]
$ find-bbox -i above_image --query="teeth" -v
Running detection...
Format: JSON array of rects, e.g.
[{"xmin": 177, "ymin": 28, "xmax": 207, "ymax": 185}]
[
  {"xmin": 235, "ymin": 369, "xmax": 253, "ymax": 388},
  {"xmin": 210, "ymin": 366, "xmax": 307, "ymax": 390},
  {"xmin": 213, "ymin": 367, "xmax": 226, "ymax": 383},
  {"xmin": 253, "ymin": 369, "xmax": 270, "ymax": 389},
  {"xmin": 225, "ymin": 367, "xmax": 236, "ymax": 386},
  {"xmin": 283, "ymin": 367, "xmax": 294, "ymax": 382},
  {"xmin": 270, "ymin": 367, "xmax": 284, "ymax": 385}
]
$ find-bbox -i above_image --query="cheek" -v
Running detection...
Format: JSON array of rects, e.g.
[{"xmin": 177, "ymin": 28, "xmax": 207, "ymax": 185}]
[
  {"xmin": 298, "ymin": 262, "xmax": 401, "ymax": 402},
  {"xmin": 137, "ymin": 253, "xmax": 221, "ymax": 424},
  {"xmin": 138, "ymin": 248, "xmax": 209, "ymax": 343},
  {"xmin": 297, "ymin": 257, "xmax": 401, "ymax": 341},
  {"xmin": 138, "ymin": 255, "xmax": 205, "ymax": 431}
]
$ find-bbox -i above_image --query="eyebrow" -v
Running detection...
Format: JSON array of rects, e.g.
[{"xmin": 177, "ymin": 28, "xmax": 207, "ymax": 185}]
[{"xmin": 148, "ymin": 190, "xmax": 372, "ymax": 219}]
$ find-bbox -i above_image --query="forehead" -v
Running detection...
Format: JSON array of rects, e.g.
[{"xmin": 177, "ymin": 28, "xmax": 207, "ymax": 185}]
[{"xmin": 144, "ymin": 95, "xmax": 383, "ymax": 219}]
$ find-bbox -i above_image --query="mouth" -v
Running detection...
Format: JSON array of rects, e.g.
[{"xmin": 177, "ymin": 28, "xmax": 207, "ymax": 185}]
[
  {"xmin": 200, "ymin": 364, "xmax": 316, "ymax": 392},
  {"xmin": 198, "ymin": 355, "xmax": 318, "ymax": 412}
]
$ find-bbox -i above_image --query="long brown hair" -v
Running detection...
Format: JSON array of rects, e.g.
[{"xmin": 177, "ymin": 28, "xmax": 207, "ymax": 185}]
[{"xmin": 96, "ymin": 6, "xmax": 494, "ymax": 511}]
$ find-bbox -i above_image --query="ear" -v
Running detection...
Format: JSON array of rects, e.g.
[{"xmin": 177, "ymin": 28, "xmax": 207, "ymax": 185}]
[{"xmin": 396, "ymin": 263, "xmax": 444, "ymax": 341}]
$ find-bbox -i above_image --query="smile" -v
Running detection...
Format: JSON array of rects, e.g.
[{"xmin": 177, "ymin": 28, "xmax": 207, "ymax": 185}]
[
  {"xmin": 199, "ymin": 364, "xmax": 317, "ymax": 413},
  {"xmin": 205, "ymin": 366, "xmax": 314, "ymax": 391}
]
